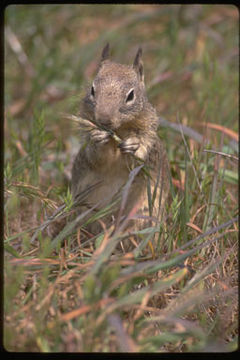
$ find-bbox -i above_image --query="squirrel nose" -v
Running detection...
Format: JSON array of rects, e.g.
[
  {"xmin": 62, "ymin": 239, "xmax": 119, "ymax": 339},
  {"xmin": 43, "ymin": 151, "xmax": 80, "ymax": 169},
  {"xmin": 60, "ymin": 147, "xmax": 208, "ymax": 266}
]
[{"xmin": 95, "ymin": 110, "xmax": 112, "ymax": 127}]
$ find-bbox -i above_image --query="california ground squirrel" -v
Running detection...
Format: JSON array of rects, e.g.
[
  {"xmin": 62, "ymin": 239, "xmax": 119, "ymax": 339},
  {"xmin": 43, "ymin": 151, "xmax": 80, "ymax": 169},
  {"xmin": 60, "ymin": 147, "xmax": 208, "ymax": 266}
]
[{"xmin": 71, "ymin": 44, "xmax": 170, "ymax": 239}]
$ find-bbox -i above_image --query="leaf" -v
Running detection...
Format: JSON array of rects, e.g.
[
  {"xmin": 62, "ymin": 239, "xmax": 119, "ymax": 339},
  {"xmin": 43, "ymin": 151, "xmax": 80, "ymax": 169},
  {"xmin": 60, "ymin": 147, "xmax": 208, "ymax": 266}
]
[
  {"xmin": 219, "ymin": 169, "xmax": 238, "ymax": 185},
  {"xmin": 4, "ymin": 244, "xmax": 21, "ymax": 258},
  {"xmin": 199, "ymin": 122, "xmax": 238, "ymax": 141},
  {"xmin": 50, "ymin": 203, "xmax": 101, "ymax": 250},
  {"xmin": 110, "ymin": 268, "xmax": 188, "ymax": 309},
  {"xmin": 186, "ymin": 222, "xmax": 203, "ymax": 234}
]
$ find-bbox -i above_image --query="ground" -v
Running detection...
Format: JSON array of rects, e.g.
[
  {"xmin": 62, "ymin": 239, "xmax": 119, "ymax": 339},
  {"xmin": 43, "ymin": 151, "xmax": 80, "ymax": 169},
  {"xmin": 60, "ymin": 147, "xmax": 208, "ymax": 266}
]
[{"xmin": 4, "ymin": 4, "xmax": 238, "ymax": 352}]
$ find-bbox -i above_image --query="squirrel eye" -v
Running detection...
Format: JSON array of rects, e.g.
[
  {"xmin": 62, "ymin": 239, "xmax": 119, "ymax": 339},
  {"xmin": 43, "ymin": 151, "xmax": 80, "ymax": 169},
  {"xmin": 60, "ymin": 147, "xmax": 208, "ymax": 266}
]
[
  {"xmin": 91, "ymin": 85, "xmax": 95, "ymax": 97},
  {"xmin": 126, "ymin": 89, "xmax": 134, "ymax": 103}
]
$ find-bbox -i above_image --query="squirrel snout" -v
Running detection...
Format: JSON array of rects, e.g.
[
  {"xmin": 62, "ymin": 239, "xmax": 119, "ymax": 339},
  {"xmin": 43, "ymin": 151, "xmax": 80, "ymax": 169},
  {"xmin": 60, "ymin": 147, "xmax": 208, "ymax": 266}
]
[{"xmin": 95, "ymin": 110, "xmax": 113, "ymax": 128}]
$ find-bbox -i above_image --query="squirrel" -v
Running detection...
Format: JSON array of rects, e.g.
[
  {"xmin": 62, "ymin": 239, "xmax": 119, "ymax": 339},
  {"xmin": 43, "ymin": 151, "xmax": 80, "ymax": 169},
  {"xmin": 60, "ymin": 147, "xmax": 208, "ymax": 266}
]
[{"xmin": 71, "ymin": 44, "xmax": 170, "ymax": 241}]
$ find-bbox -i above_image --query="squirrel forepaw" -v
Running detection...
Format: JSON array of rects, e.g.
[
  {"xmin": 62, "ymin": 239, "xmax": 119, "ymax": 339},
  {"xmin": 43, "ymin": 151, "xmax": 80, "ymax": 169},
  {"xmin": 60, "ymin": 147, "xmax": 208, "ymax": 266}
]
[
  {"xmin": 119, "ymin": 137, "xmax": 148, "ymax": 160},
  {"xmin": 90, "ymin": 128, "xmax": 110, "ymax": 145},
  {"xmin": 134, "ymin": 145, "xmax": 148, "ymax": 161},
  {"xmin": 118, "ymin": 136, "xmax": 140, "ymax": 154}
]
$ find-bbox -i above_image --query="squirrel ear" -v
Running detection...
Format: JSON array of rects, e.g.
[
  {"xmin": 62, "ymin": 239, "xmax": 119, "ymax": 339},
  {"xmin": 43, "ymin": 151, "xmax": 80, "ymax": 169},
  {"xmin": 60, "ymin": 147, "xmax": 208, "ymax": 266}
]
[
  {"xmin": 101, "ymin": 43, "xmax": 110, "ymax": 62},
  {"xmin": 133, "ymin": 47, "xmax": 144, "ymax": 83}
]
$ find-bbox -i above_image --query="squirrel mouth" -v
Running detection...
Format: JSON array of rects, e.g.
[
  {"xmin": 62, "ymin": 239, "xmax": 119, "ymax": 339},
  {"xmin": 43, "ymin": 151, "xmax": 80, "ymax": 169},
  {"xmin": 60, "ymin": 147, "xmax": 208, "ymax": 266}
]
[{"xmin": 96, "ymin": 119, "xmax": 119, "ymax": 132}]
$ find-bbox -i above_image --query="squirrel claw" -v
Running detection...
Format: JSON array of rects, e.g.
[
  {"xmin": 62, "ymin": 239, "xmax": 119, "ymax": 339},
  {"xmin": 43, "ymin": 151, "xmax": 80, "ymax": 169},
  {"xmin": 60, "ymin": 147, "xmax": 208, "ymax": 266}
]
[
  {"xmin": 118, "ymin": 137, "xmax": 140, "ymax": 154},
  {"xmin": 90, "ymin": 128, "xmax": 110, "ymax": 144}
]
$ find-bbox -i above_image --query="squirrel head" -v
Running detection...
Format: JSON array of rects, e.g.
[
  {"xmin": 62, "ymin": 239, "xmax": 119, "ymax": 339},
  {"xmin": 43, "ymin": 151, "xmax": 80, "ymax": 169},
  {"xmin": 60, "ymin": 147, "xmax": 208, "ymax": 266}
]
[{"xmin": 83, "ymin": 44, "xmax": 147, "ymax": 130}]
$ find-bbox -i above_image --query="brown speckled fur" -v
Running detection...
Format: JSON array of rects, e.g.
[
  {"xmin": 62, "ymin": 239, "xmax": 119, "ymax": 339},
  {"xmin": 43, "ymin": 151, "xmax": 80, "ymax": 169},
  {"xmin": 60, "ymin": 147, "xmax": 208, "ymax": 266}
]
[{"xmin": 71, "ymin": 45, "xmax": 170, "ymax": 239}]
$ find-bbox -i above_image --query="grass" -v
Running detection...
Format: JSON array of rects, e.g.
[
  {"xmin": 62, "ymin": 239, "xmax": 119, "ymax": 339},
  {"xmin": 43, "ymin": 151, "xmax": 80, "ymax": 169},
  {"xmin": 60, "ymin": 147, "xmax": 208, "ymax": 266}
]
[{"xmin": 4, "ymin": 4, "xmax": 238, "ymax": 352}]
